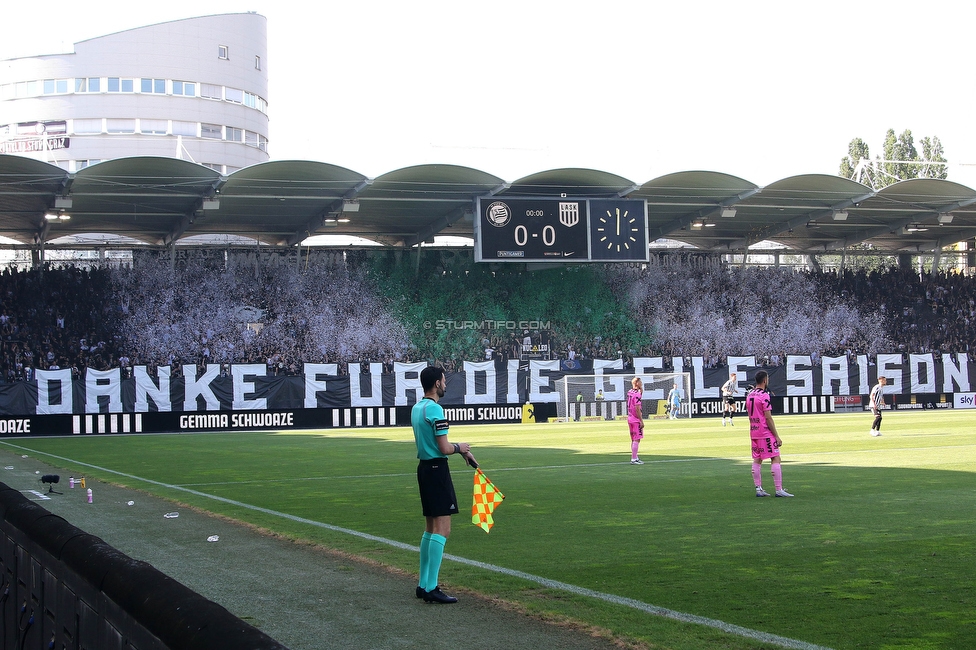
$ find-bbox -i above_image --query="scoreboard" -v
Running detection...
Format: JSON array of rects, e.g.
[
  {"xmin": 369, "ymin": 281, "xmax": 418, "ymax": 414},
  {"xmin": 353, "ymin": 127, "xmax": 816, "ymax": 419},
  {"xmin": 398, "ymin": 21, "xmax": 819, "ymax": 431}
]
[{"xmin": 475, "ymin": 197, "xmax": 648, "ymax": 263}]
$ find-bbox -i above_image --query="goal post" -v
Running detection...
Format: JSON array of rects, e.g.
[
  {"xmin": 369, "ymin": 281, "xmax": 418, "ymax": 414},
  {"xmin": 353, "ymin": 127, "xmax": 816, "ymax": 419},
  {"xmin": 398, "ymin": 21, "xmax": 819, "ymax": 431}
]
[{"xmin": 555, "ymin": 372, "xmax": 692, "ymax": 421}]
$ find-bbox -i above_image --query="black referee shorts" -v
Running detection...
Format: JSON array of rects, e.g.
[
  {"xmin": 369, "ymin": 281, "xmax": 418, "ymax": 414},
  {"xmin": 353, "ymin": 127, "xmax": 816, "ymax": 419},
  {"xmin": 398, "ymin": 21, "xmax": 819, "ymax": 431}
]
[{"xmin": 417, "ymin": 458, "xmax": 460, "ymax": 518}]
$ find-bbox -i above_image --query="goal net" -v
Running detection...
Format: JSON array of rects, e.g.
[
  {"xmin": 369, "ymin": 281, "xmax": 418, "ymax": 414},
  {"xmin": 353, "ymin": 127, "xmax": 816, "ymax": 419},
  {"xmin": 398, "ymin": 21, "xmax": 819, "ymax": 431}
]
[{"xmin": 555, "ymin": 373, "xmax": 692, "ymax": 421}]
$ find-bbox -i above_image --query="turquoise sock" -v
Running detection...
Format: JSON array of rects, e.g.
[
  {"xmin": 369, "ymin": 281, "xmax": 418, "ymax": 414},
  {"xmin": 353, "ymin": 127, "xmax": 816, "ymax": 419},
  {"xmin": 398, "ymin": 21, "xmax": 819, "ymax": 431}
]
[
  {"xmin": 425, "ymin": 534, "xmax": 447, "ymax": 590},
  {"xmin": 418, "ymin": 531, "xmax": 432, "ymax": 590}
]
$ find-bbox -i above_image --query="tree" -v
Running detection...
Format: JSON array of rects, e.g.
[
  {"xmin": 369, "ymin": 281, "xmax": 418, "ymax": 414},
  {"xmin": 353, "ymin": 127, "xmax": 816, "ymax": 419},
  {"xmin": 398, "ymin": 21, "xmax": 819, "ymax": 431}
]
[
  {"xmin": 919, "ymin": 136, "xmax": 948, "ymax": 180},
  {"xmin": 839, "ymin": 129, "xmax": 947, "ymax": 189},
  {"xmin": 839, "ymin": 138, "xmax": 874, "ymax": 187}
]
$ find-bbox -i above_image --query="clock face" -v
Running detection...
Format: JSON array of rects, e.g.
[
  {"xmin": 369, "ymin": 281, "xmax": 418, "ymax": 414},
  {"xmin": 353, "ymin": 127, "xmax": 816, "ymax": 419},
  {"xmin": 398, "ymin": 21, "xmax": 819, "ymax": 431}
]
[{"xmin": 588, "ymin": 199, "xmax": 648, "ymax": 261}]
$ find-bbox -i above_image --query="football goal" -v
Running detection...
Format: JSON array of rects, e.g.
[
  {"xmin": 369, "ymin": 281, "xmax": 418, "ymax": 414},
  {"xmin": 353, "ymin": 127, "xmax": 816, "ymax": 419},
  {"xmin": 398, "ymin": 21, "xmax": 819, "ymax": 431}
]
[{"xmin": 555, "ymin": 372, "xmax": 692, "ymax": 421}]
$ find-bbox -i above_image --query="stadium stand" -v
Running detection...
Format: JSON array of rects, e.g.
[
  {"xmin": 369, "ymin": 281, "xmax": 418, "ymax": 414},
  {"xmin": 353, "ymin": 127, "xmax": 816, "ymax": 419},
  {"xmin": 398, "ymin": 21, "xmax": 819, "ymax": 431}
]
[{"xmin": 0, "ymin": 254, "xmax": 972, "ymax": 383}]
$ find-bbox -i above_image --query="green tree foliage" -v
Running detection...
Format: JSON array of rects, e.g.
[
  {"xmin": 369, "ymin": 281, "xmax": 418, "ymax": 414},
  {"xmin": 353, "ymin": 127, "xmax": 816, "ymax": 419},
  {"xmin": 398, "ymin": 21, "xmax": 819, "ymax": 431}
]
[
  {"xmin": 839, "ymin": 137, "xmax": 873, "ymax": 187},
  {"xmin": 919, "ymin": 136, "xmax": 948, "ymax": 180},
  {"xmin": 839, "ymin": 129, "xmax": 947, "ymax": 189}
]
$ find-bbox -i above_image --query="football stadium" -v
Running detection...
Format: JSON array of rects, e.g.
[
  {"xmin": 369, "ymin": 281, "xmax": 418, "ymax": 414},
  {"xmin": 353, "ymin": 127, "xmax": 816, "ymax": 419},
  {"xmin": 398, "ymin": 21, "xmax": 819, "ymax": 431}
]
[{"xmin": 2, "ymin": 11, "xmax": 976, "ymax": 650}]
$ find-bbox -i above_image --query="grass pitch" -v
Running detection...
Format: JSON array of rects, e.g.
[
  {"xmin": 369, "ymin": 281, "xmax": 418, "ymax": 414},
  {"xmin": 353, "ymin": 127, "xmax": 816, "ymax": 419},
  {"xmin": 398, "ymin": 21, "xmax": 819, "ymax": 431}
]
[{"xmin": 3, "ymin": 409, "xmax": 975, "ymax": 650}]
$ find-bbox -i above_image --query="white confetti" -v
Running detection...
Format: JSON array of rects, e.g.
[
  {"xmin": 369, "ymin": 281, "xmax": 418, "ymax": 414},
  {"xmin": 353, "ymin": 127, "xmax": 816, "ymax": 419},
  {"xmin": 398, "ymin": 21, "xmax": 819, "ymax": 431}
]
[
  {"xmin": 206, "ymin": 535, "xmax": 219, "ymax": 542},
  {"xmin": 164, "ymin": 512, "xmax": 179, "ymax": 519},
  {"xmin": 4, "ymin": 466, "xmax": 12, "ymax": 470},
  {"xmin": 127, "ymin": 501, "xmax": 135, "ymax": 506}
]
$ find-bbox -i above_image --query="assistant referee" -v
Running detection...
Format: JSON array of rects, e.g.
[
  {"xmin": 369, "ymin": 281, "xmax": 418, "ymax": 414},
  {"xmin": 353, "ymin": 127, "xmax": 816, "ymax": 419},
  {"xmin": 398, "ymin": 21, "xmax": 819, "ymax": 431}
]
[{"xmin": 413, "ymin": 365, "xmax": 478, "ymax": 604}]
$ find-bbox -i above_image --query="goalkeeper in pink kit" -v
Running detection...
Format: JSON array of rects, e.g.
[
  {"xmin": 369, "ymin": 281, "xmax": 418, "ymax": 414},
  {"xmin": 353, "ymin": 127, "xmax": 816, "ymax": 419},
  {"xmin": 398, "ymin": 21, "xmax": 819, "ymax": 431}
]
[
  {"xmin": 746, "ymin": 371, "xmax": 793, "ymax": 497},
  {"xmin": 627, "ymin": 377, "xmax": 644, "ymax": 465}
]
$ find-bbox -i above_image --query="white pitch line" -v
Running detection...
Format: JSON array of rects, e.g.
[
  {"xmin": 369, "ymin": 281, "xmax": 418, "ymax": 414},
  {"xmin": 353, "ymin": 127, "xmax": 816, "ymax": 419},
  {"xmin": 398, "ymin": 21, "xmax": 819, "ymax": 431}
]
[{"xmin": 1, "ymin": 442, "xmax": 832, "ymax": 650}]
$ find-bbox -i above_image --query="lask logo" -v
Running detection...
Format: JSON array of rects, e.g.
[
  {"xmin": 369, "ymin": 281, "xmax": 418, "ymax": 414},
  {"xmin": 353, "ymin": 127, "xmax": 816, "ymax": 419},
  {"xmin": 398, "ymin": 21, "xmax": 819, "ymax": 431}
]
[{"xmin": 558, "ymin": 202, "xmax": 580, "ymax": 227}]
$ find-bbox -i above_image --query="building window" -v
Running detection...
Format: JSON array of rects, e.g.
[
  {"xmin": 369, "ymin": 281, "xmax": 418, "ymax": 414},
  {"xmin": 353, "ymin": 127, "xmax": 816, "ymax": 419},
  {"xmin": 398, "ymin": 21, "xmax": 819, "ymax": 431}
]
[
  {"xmin": 202, "ymin": 163, "xmax": 223, "ymax": 172},
  {"xmin": 218, "ymin": 45, "xmax": 229, "ymax": 60},
  {"xmin": 16, "ymin": 81, "xmax": 40, "ymax": 97},
  {"xmin": 140, "ymin": 78, "xmax": 165, "ymax": 94},
  {"xmin": 172, "ymin": 121, "xmax": 196, "ymax": 137},
  {"xmin": 87, "ymin": 77, "xmax": 100, "ymax": 92},
  {"xmin": 43, "ymin": 79, "xmax": 68, "ymax": 94},
  {"xmin": 139, "ymin": 119, "xmax": 168, "ymax": 135},
  {"xmin": 106, "ymin": 119, "xmax": 136, "ymax": 134},
  {"xmin": 107, "ymin": 78, "xmax": 134, "ymax": 93},
  {"xmin": 245, "ymin": 132, "xmax": 269, "ymax": 152},
  {"xmin": 243, "ymin": 92, "xmax": 268, "ymax": 113},
  {"xmin": 200, "ymin": 123, "xmax": 222, "ymax": 139},
  {"xmin": 173, "ymin": 81, "xmax": 196, "ymax": 97},
  {"xmin": 255, "ymin": 55, "xmax": 261, "ymax": 70},
  {"xmin": 226, "ymin": 127, "xmax": 243, "ymax": 142},
  {"xmin": 200, "ymin": 83, "xmax": 221, "ymax": 100},
  {"xmin": 224, "ymin": 88, "xmax": 243, "ymax": 104},
  {"xmin": 75, "ymin": 160, "xmax": 101, "ymax": 170},
  {"xmin": 73, "ymin": 119, "xmax": 102, "ymax": 134},
  {"xmin": 75, "ymin": 78, "xmax": 86, "ymax": 93}
]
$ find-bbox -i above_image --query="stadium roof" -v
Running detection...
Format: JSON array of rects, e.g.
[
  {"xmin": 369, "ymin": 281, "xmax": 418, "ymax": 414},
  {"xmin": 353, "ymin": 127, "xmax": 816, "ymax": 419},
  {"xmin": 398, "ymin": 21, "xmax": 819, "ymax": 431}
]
[{"xmin": 2, "ymin": 154, "xmax": 975, "ymax": 254}]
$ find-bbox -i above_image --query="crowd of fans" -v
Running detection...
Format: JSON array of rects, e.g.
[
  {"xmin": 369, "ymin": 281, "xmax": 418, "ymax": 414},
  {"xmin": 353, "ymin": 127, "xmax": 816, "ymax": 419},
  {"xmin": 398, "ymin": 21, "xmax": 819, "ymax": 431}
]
[
  {"xmin": 110, "ymin": 256, "xmax": 409, "ymax": 377},
  {"xmin": 0, "ymin": 266, "xmax": 115, "ymax": 381},
  {"xmin": 0, "ymin": 254, "xmax": 972, "ymax": 381},
  {"xmin": 602, "ymin": 264, "xmax": 893, "ymax": 368}
]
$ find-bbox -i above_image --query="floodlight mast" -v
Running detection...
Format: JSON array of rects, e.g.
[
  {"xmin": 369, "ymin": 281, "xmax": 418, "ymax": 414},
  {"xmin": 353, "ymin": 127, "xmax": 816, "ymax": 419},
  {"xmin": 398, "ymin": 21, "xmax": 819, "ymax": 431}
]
[{"xmin": 852, "ymin": 158, "xmax": 949, "ymax": 186}]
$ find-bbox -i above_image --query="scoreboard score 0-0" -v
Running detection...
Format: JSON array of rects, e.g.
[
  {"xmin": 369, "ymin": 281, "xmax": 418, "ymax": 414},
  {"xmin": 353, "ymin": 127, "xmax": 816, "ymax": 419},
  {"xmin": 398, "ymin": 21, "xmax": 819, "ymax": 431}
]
[{"xmin": 475, "ymin": 197, "xmax": 648, "ymax": 263}]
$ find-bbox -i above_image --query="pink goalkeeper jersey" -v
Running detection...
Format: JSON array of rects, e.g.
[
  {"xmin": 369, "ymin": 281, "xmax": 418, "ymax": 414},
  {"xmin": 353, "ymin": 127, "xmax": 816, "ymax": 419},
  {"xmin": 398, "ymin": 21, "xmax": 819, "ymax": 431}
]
[
  {"xmin": 627, "ymin": 389, "xmax": 643, "ymax": 423},
  {"xmin": 746, "ymin": 388, "xmax": 772, "ymax": 438}
]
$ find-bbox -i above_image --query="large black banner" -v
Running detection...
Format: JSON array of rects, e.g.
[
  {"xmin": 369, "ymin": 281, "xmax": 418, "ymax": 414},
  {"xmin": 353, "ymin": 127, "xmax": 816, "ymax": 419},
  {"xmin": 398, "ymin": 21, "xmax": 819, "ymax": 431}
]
[
  {"xmin": 14, "ymin": 353, "xmax": 976, "ymax": 411},
  {"xmin": 1, "ymin": 353, "xmax": 971, "ymax": 434}
]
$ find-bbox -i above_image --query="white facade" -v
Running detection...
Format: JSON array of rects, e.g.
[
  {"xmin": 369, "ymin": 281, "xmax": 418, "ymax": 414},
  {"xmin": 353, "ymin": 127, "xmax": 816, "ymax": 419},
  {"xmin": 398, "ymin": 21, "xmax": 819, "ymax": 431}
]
[{"xmin": 0, "ymin": 13, "xmax": 269, "ymax": 174}]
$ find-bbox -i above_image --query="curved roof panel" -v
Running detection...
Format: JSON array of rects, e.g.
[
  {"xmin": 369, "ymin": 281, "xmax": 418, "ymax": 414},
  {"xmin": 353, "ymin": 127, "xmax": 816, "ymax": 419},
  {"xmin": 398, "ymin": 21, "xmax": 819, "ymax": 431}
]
[
  {"xmin": 632, "ymin": 171, "xmax": 759, "ymax": 246},
  {"xmin": 216, "ymin": 161, "xmax": 368, "ymax": 246},
  {"xmin": 0, "ymin": 154, "xmax": 974, "ymax": 255},
  {"xmin": 360, "ymin": 165, "xmax": 505, "ymax": 246},
  {"xmin": 505, "ymin": 168, "xmax": 636, "ymax": 197},
  {"xmin": 0, "ymin": 157, "xmax": 68, "ymax": 243}
]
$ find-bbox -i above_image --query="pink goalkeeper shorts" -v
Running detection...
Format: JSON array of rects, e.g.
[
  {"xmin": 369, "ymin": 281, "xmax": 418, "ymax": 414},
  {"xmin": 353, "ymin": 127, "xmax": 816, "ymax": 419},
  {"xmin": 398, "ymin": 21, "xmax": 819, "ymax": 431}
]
[
  {"xmin": 751, "ymin": 436, "xmax": 781, "ymax": 461},
  {"xmin": 628, "ymin": 420, "xmax": 643, "ymax": 441}
]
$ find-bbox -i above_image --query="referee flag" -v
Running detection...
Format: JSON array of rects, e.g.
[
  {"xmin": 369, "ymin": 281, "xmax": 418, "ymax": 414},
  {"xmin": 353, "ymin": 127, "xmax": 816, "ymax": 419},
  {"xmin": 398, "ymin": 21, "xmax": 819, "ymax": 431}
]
[{"xmin": 472, "ymin": 468, "xmax": 505, "ymax": 533}]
